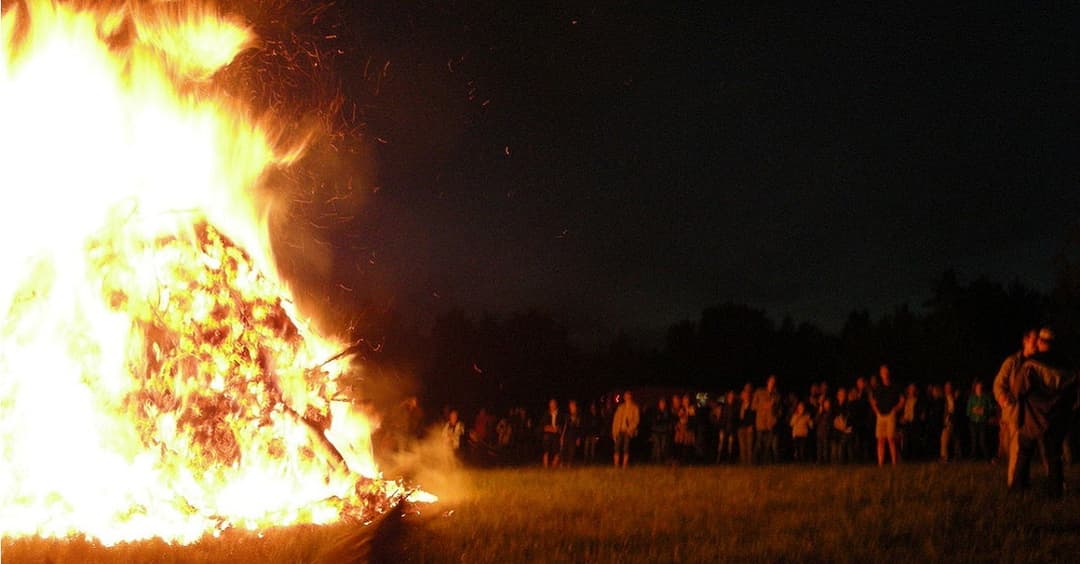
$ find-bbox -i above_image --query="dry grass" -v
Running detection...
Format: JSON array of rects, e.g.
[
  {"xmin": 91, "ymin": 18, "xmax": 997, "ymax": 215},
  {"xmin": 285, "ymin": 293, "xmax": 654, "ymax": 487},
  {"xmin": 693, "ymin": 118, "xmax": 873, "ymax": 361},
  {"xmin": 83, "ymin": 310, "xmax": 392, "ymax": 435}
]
[
  {"xmin": 4, "ymin": 463, "xmax": 1079, "ymax": 563},
  {"xmin": 395, "ymin": 463, "xmax": 1080, "ymax": 563}
]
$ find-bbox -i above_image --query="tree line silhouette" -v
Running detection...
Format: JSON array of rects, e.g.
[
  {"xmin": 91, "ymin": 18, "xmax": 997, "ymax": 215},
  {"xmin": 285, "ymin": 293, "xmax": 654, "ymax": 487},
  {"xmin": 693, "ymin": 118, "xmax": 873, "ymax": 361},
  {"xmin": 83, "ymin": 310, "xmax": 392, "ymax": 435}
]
[{"xmin": 363, "ymin": 255, "xmax": 1080, "ymax": 417}]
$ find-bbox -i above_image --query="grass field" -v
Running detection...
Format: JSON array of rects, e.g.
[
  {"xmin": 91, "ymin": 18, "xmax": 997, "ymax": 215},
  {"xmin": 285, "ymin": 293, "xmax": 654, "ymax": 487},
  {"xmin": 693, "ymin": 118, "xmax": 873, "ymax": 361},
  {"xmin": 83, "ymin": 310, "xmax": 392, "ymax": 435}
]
[{"xmin": 4, "ymin": 463, "xmax": 1079, "ymax": 563}]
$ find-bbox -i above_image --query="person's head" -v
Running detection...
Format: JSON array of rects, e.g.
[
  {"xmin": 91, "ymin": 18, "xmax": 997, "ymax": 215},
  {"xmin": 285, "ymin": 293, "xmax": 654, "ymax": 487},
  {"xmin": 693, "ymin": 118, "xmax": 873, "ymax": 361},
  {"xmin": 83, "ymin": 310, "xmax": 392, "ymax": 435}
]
[
  {"xmin": 766, "ymin": 374, "xmax": 778, "ymax": 392},
  {"xmin": 1037, "ymin": 327, "xmax": 1055, "ymax": 353},
  {"xmin": 836, "ymin": 387, "xmax": 847, "ymax": 404},
  {"xmin": 548, "ymin": 399, "xmax": 558, "ymax": 412},
  {"xmin": 847, "ymin": 388, "xmax": 859, "ymax": 402},
  {"xmin": 568, "ymin": 400, "xmax": 578, "ymax": 414},
  {"xmin": 973, "ymin": 381, "xmax": 984, "ymax": 395},
  {"xmin": 1022, "ymin": 328, "xmax": 1039, "ymax": 357},
  {"xmin": 944, "ymin": 381, "xmax": 954, "ymax": 395},
  {"xmin": 929, "ymin": 384, "xmax": 942, "ymax": 399},
  {"xmin": 906, "ymin": 383, "xmax": 917, "ymax": 397},
  {"xmin": 809, "ymin": 383, "xmax": 820, "ymax": 396},
  {"xmin": 624, "ymin": 390, "xmax": 634, "ymax": 404},
  {"xmin": 822, "ymin": 397, "xmax": 832, "ymax": 411},
  {"xmin": 670, "ymin": 394, "xmax": 681, "ymax": 409},
  {"xmin": 795, "ymin": 401, "xmax": 806, "ymax": 414},
  {"xmin": 658, "ymin": 397, "xmax": 667, "ymax": 411},
  {"xmin": 740, "ymin": 386, "xmax": 752, "ymax": 402},
  {"xmin": 725, "ymin": 390, "xmax": 736, "ymax": 403},
  {"xmin": 449, "ymin": 409, "xmax": 459, "ymax": 424},
  {"xmin": 855, "ymin": 377, "xmax": 867, "ymax": 391},
  {"xmin": 878, "ymin": 364, "xmax": 891, "ymax": 385}
]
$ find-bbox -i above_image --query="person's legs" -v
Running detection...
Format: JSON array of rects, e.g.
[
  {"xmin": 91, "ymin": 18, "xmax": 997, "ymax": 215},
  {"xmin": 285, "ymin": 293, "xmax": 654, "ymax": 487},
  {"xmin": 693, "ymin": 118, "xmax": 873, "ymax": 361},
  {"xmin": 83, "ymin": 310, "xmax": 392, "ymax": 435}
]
[
  {"xmin": 1006, "ymin": 427, "xmax": 1021, "ymax": 488},
  {"xmin": 1044, "ymin": 429, "xmax": 1065, "ymax": 498},
  {"xmin": 738, "ymin": 427, "xmax": 753, "ymax": 465},
  {"xmin": 1013, "ymin": 436, "xmax": 1035, "ymax": 491}
]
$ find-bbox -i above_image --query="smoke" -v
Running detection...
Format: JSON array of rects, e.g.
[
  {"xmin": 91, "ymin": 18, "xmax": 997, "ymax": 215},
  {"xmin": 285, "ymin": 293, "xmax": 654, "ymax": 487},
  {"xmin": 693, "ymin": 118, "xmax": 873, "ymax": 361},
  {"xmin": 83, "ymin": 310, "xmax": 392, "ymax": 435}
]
[{"xmin": 380, "ymin": 429, "xmax": 469, "ymax": 506}]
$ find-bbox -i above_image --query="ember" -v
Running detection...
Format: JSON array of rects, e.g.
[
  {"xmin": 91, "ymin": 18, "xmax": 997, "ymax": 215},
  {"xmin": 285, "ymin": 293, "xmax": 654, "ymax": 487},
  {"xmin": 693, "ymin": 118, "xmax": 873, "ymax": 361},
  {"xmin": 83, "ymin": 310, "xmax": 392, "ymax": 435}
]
[{"xmin": 1, "ymin": 0, "xmax": 413, "ymax": 545}]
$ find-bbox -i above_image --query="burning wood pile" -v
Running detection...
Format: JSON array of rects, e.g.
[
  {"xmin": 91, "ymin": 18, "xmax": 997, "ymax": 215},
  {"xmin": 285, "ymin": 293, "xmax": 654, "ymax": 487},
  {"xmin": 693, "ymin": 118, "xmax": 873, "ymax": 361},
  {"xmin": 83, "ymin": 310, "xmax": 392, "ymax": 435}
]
[{"xmin": 0, "ymin": 0, "xmax": 420, "ymax": 546}]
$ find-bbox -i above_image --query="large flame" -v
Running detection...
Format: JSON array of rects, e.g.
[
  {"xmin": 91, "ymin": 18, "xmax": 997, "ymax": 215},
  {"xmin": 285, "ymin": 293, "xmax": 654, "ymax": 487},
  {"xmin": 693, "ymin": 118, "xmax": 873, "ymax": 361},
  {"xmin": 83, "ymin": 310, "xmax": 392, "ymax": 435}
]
[{"xmin": 1, "ymin": 0, "xmax": 399, "ymax": 545}]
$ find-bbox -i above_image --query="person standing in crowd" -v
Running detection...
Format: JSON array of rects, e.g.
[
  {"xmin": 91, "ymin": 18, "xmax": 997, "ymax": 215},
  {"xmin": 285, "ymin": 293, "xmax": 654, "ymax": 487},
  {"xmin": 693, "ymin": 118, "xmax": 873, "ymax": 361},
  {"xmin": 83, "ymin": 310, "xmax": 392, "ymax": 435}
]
[
  {"xmin": 393, "ymin": 396, "xmax": 423, "ymax": 454},
  {"xmin": 496, "ymin": 412, "xmax": 513, "ymax": 451},
  {"xmin": 790, "ymin": 401, "xmax": 813, "ymax": 462},
  {"xmin": 737, "ymin": 384, "xmax": 756, "ymax": 465},
  {"xmin": 470, "ymin": 407, "xmax": 495, "ymax": 461},
  {"xmin": 561, "ymin": 400, "xmax": 584, "ymax": 467},
  {"xmin": 583, "ymin": 401, "xmax": 603, "ymax": 464},
  {"xmin": 541, "ymin": 399, "xmax": 565, "ymax": 468},
  {"xmin": 815, "ymin": 396, "xmax": 834, "ymax": 463},
  {"xmin": 925, "ymin": 384, "xmax": 945, "ymax": 460},
  {"xmin": 899, "ymin": 383, "xmax": 921, "ymax": 459},
  {"xmin": 870, "ymin": 364, "xmax": 904, "ymax": 466},
  {"xmin": 719, "ymin": 390, "xmax": 740, "ymax": 463},
  {"xmin": 850, "ymin": 377, "xmax": 872, "ymax": 462},
  {"xmin": 941, "ymin": 381, "xmax": 961, "ymax": 462},
  {"xmin": 612, "ymin": 390, "xmax": 641, "ymax": 468},
  {"xmin": 993, "ymin": 328, "xmax": 1039, "ymax": 487},
  {"xmin": 966, "ymin": 380, "xmax": 993, "ymax": 460},
  {"xmin": 674, "ymin": 393, "xmax": 696, "ymax": 464},
  {"xmin": 752, "ymin": 375, "xmax": 781, "ymax": 464},
  {"xmin": 1013, "ymin": 328, "xmax": 1077, "ymax": 497},
  {"xmin": 650, "ymin": 397, "xmax": 675, "ymax": 464},
  {"xmin": 443, "ymin": 409, "xmax": 465, "ymax": 455},
  {"xmin": 704, "ymin": 397, "xmax": 722, "ymax": 462}
]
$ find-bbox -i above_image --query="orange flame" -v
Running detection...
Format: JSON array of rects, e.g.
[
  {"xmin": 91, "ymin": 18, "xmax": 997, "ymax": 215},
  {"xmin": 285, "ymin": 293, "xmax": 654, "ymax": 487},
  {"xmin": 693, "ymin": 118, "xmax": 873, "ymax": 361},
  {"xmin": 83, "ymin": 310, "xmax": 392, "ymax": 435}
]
[{"xmin": 1, "ymin": 0, "xmax": 407, "ymax": 545}]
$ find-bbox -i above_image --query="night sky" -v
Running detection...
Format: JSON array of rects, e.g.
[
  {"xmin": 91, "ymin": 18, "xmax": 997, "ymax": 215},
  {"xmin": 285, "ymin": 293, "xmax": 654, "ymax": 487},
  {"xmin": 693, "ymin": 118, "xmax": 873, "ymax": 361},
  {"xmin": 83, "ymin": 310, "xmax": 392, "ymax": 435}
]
[{"xmin": 269, "ymin": 2, "xmax": 1080, "ymax": 341}]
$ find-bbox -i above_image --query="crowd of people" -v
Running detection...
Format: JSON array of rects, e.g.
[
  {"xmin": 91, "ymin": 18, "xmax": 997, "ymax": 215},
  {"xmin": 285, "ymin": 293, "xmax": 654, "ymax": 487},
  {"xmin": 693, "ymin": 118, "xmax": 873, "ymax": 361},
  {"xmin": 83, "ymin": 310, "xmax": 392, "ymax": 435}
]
[{"xmin": 390, "ymin": 326, "xmax": 1076, "ymax": 496}]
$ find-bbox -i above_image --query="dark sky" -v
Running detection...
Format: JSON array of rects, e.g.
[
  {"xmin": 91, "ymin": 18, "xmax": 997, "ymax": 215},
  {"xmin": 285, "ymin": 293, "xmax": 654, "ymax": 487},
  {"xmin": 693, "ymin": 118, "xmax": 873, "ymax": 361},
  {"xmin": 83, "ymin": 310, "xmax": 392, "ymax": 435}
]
[{"xmin": 270, "ymin": 2, "xmax": 1080, "ymax": 340}]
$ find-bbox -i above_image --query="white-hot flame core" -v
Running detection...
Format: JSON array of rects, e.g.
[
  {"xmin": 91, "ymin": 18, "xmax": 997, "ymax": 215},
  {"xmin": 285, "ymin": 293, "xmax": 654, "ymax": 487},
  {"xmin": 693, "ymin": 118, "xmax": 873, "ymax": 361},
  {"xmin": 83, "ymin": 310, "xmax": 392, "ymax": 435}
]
[{"xmin": 0, "ymin": 0, "xmax": 404, "ymax": 545}]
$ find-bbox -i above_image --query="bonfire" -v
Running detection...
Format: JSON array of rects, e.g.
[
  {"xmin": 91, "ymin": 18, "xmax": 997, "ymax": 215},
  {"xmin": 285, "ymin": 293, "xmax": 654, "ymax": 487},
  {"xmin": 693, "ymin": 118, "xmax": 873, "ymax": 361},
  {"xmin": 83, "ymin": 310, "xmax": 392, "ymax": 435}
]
[{"xmin": 1, "ymin": 0, "xmax": 416, "ymax": 546}]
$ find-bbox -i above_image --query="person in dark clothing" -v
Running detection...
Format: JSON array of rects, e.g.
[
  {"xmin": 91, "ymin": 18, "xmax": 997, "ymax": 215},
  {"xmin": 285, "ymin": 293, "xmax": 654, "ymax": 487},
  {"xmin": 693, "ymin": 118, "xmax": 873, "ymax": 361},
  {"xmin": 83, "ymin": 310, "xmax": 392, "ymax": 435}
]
[
  {"xmin": 561, "ymin": 400, "xmax": 584, "ymax": 467},
  {"xmin": 870, "ymin": 364, "xmax": 905, "ymax": 466},
  {"xmin": 925, "ymin": 384, "xmax": 946, "ymax": 460},
  {"xmin": 1013, "ymin": 328, "xmax": 1078, "ymax": 497},
  {"xmin": 737, "ymin": 384, "xmax": 756, "ymax": 465},
  {"xmin": 719, "ymin": 390, "xmax": 740, "ymax": 463},
  {"xmin": 583, "ymin": 402, "xmax": 603, "ymax": 464},
  {"xmin": 540, "ymin": 399, "xmax": 566, "ymax": 468},
  {"xmin": 833, "ymin": 388, "xmax": 857, "ymax": 463},
  {"xmin": 649, "ymin": 397, "xmax": 675, "ymax": 463},
  {"xmin": 814, "ymin": 397, "xmax": 834, "ymax": 464},
  {"xmin": 849, "ymin": 378, "xmax": 873, "ymax": 462},
  {"xmin": 966, "ymin": 381, "xmax": 993, "ymax": 460}
]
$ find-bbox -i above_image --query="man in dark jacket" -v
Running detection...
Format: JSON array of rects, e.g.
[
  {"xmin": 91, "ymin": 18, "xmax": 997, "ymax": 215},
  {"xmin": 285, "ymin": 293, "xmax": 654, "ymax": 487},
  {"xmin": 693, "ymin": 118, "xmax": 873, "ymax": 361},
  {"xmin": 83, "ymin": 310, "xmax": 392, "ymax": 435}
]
[
  {"xmin": 1013, "ymin": 328, "xmax": 1078, "ymax": 497},
  {"xmin": 649, "ymin": 397, "xmax": 675, "ymax": 463}
]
